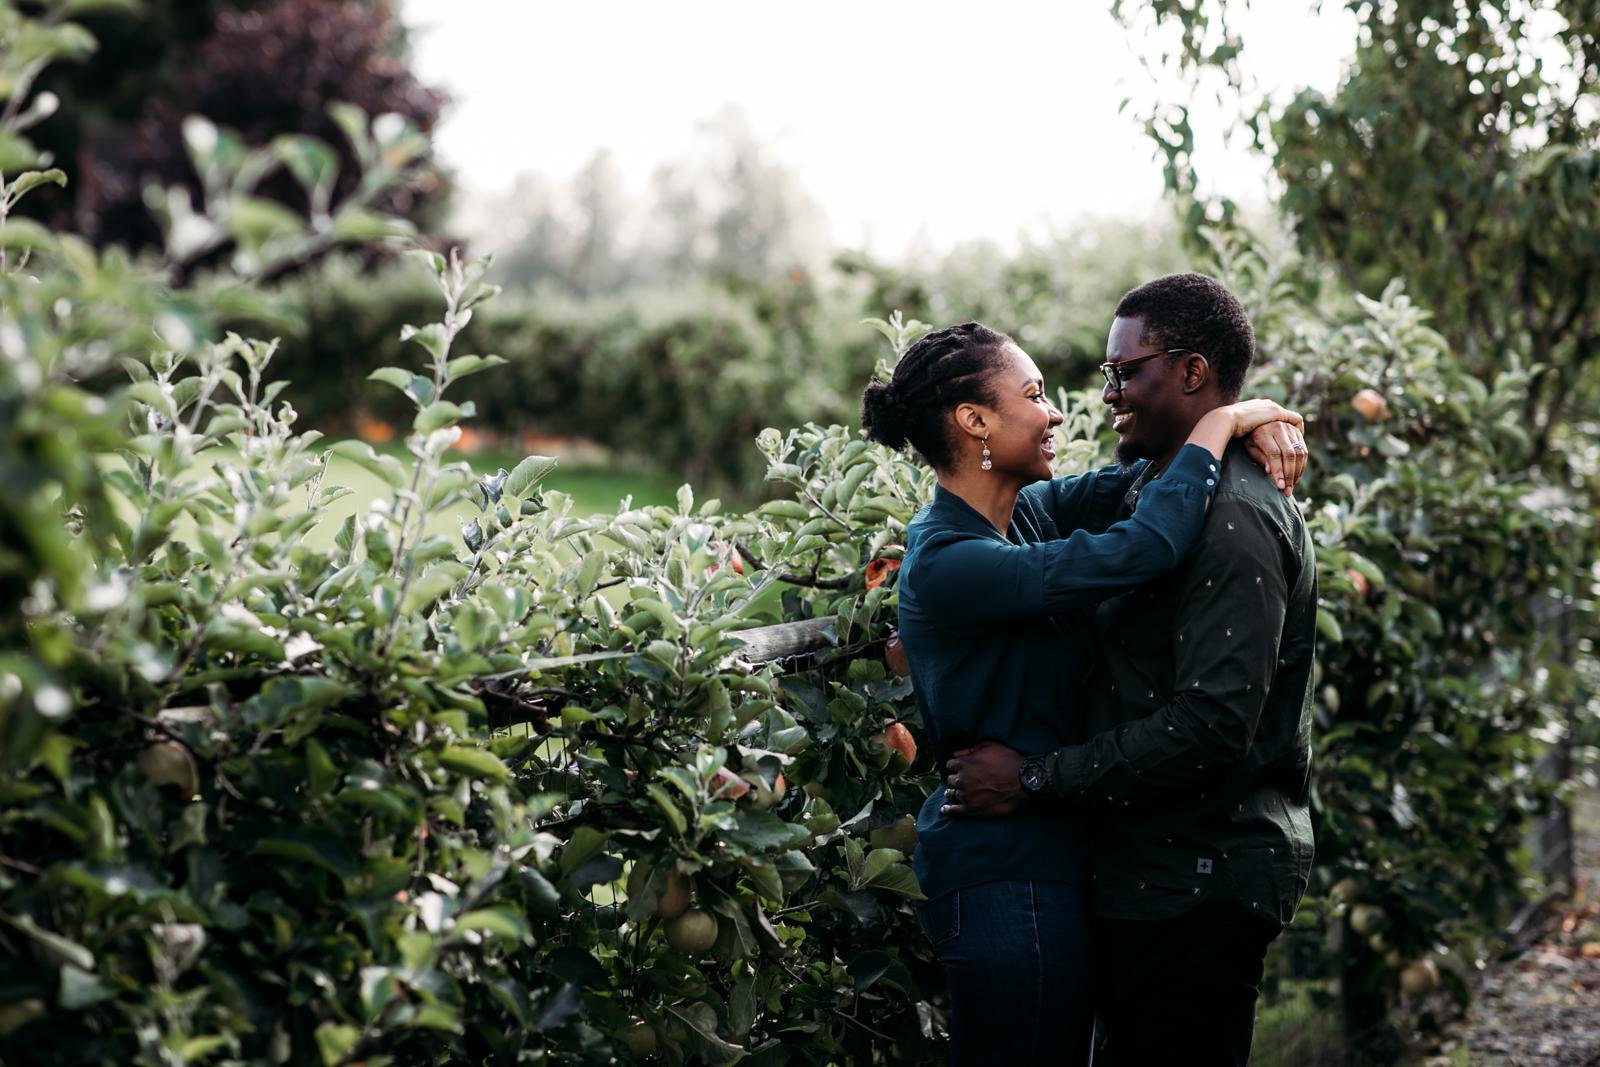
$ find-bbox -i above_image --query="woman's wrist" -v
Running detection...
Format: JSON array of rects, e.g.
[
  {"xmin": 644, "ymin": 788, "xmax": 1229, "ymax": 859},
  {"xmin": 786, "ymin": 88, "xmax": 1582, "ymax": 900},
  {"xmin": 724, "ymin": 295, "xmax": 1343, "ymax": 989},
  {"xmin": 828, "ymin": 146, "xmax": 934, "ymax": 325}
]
[
  {"xmin": 1184, "ymin": 408, "xmax": 1234, "ymax": 460},
  {"xmin": 1205, "ymin": 406, "xmax": 1239, "ymax": 439}
]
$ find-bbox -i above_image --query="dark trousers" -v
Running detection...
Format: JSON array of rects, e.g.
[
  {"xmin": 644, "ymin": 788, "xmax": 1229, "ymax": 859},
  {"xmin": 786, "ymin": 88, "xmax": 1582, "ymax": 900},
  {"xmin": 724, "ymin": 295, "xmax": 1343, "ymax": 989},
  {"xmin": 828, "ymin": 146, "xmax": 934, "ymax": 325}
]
[
  {"xmin": 918, "ymin": 879, "xmax": 1094, "ymax": 1066},
  {"xmin": 1091, "ymin": 901, "xmax": 1281, "ymax": 1067}
]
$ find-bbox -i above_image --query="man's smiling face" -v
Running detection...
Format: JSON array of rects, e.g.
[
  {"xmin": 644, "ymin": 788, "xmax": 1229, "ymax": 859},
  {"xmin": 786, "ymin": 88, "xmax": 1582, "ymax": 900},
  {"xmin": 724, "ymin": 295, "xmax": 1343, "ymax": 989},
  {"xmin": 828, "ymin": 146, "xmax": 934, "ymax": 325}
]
[{"xmin": 1102, "ymin": 315, "xmax": 1193, "ymax": 466}]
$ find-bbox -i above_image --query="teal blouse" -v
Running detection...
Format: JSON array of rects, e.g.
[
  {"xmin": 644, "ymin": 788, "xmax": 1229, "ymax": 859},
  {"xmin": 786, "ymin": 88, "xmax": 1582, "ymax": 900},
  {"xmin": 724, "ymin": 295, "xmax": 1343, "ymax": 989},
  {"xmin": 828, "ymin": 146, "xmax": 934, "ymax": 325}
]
[{"xmin": 895, "ymin": 444, "xmax": 1221, "ymax": 901}]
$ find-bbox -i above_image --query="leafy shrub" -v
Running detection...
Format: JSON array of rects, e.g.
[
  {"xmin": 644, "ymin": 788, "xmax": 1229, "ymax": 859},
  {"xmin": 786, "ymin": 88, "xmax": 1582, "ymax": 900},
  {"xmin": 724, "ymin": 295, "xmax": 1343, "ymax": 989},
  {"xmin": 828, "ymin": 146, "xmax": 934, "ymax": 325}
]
[{"xmin": 1200, "ymin": 231, "xmax": 1586, "ymax": 1055}]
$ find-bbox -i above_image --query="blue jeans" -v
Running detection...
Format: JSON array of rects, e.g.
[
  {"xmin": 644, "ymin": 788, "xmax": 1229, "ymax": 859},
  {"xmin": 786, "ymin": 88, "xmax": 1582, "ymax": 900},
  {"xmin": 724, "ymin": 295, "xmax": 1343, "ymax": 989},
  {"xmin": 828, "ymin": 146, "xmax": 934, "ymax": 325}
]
[{"xmin": 917, "ymin": 879, "xmax": 1093, "ymax": 1066}]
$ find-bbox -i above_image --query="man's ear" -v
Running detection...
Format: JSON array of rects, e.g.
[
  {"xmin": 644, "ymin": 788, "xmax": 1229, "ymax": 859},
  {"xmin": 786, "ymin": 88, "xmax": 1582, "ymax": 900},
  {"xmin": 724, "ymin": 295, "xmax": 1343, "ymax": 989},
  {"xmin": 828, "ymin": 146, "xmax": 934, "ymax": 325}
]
[
  {"xmin": 1181, "ymin": 353, "xmax": 1212, "ymax": 394},
  {"xmin": 952, "ymin": 402, "xmax": 990, "ymax": 441}
]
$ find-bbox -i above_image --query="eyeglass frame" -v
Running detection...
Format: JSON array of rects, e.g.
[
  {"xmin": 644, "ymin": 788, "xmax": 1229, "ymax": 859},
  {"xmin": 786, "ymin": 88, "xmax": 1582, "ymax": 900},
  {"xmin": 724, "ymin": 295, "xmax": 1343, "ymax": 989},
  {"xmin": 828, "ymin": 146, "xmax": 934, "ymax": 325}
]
[{"xmin": 1098, "ymin": 348, "xmax": 1200, "ymax": 391}]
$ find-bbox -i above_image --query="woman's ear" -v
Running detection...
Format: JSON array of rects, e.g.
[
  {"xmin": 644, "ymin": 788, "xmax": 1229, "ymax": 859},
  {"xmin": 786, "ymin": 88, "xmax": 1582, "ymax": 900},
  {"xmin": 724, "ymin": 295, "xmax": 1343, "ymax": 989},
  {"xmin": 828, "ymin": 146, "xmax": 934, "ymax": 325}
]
[
  {"xmin": 1181, "ymin": 353, "xmax": 1212, "ymax": 394},
  {"xmin": 952, "ymin": 402, "xmax": 990, "ymax": 441}
]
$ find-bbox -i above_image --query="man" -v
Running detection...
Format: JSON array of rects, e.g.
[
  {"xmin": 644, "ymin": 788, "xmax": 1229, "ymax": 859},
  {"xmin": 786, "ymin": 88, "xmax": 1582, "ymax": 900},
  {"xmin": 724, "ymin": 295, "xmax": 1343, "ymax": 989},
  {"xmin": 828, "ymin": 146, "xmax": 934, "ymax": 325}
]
[{"xmin": 943, "ymin": 273, "xmax": 1317, "ymax": 1066}]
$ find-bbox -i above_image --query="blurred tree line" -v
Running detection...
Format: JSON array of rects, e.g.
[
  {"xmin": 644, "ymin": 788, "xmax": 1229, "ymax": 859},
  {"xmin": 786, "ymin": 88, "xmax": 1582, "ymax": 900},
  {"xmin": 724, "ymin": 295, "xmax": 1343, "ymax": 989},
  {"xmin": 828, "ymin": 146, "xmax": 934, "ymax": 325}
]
[
  {"xmin": 475, "ymin": 107, "xmax": 832, "ymax": 298},
  {"xmin": 250, "ymin": 212, "xmax": 1185, "ymax": 490},
  {"xmin": 22, "ymin": 0, "xmax": 1188, "ymax": 489}
]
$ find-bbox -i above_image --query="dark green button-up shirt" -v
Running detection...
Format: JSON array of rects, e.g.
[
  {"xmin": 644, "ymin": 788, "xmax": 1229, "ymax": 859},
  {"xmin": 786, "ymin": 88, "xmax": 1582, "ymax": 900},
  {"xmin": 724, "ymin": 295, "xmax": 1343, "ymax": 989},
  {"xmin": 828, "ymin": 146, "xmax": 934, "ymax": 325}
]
[
  {"xmin": 1043, "ymin": 441, "xmax": 1317, "ymax": 926},
  {"xmin": 897, "ymin": 445, "xmax": 1221, "ymax": 902}
]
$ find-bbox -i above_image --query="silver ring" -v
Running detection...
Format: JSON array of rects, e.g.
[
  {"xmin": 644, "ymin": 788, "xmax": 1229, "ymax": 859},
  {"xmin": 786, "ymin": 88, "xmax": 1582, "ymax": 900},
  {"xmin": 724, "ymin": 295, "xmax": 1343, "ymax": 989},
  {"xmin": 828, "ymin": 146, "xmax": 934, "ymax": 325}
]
[{"xmin": 1291, "ymin": 443, "xmax": 1307, "ymax": 453}]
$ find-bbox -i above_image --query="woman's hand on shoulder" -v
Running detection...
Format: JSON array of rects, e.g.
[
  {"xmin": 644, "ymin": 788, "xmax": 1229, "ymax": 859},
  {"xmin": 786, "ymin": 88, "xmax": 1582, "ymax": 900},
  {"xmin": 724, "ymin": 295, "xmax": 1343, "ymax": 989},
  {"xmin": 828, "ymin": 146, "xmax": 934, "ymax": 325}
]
[
  {"xmin": 1245, "ymin": 419, "xmax": 1309, "ymax": 494},
  {"xmin": 1225, "ymin": 398, "xmax": 1304, "ymax": 436}
]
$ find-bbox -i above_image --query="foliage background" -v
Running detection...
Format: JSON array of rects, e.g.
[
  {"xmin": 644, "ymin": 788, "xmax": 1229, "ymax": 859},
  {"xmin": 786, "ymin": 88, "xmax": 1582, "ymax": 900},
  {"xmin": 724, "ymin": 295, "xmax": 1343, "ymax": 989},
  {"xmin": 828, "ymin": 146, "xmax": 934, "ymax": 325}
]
[{"xmin": 0, "ymin": 0, "xmax": 1595, "ymax": 1064}]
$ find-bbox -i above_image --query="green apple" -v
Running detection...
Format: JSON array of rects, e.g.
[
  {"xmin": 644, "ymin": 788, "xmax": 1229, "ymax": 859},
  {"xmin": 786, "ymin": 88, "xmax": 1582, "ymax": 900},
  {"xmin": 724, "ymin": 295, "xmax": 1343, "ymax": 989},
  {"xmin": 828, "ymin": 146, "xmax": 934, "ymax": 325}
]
[
  {"xmin": 616, "ymin": 1019, "xmax": 657, "ymax": 1056},
  {"xmin": 868, "ymin": 815, "xmax": 918, "ymax": 854},
  {"xmin": 664, "ymin": 908, "xmax": 718, "ymax": 954}
]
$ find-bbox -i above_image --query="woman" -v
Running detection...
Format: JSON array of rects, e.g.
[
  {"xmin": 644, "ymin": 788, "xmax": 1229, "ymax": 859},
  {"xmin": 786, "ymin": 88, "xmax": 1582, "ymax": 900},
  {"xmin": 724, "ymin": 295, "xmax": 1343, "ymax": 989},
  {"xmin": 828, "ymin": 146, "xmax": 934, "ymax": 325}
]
[{"xmin": 858, "ymin": 322, "xmax": 1302, "ymax": 1065}]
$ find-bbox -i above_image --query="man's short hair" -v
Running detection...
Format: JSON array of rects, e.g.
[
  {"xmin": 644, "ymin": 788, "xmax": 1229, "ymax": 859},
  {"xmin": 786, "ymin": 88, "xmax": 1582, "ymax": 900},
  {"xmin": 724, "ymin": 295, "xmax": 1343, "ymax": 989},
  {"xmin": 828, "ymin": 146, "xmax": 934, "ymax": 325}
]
[{"xmin": 1114, "ymin": 273, "xmax": 1254, "ymax": 401}]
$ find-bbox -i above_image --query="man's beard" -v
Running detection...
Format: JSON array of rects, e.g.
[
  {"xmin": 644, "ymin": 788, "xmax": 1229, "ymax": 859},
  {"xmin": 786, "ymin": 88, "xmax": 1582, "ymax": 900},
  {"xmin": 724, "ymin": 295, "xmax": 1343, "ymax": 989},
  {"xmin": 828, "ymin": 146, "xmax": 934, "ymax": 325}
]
[{"xmin": 1115, "ymin": 437, "xmax": 1149, "ymax": 468}]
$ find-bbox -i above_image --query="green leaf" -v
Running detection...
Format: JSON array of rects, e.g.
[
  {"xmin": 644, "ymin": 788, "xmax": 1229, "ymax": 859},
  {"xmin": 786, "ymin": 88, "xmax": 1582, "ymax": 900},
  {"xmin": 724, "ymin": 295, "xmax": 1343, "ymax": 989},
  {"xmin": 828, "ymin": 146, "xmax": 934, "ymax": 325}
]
[
  {"xmin": 740, "ymin": 856, "xmax": 784, "ymax": 903},
  {"xmin": 455, "ymin": 906, "xmax": 528, "ymax": 942},
  {"xmin": 62, "ymin": 0, "xmax": 143, "ymax": 16},
  {"xmin": 58, "ymin": 965, "xmax": 112, "ymax": 1010},
  {"xmin": 757, "ymin": 499, "xmax": 810, "ymax": 521},
  {"xmin": 646, "ymin": 784, "xmax": 687, "ymax": 834},
  {"xmin": 332, "ymin": 209, "xmax": 414, "ymax": 242},
  {"xmin": 227, "ymin": 196, "xmax": 305, "ymax": 249},
  {"xmin": 5, "ymin": 169, "xmax": 67, "ymax": 200},
  {"xmin": 271, "ymin": 134, "xmax": 337, "ymax": 194},
  {"xmin": 400, "ymin": 565, "xmax": 463, "ymax": 616},
  {"xmin": 414, "ymin": 400, "xmax": 468, "ymax": 434},
  {"xmin": 328, "ymin": 439, "xmax": 408, "ymax": 489},
  {"xmin": 436, "ymin": 745, "xmax": 509, "ymax": 782},
  {"xmin": 400, "ymin": 322, "xmax": 450, "ymax": 363},
  {"xmin": 0, "ymin": 999, "xmax": 46, "ymax": 1037},
  {"xmin": 251, "ymin": 830, "xmax": 357, "ymax": 879},
  {"xmin": 1316, "ymin": 607, "xmax": 1344, "ymax": 644},
  {"xmin": 0, "ymin": 217, "xmax": 52, "ymax": 253},
  {"xmin": 305, "ymin": 738, "xmax": 338, "ymax": 798},
  {"xmin": 0, "ymin": 131, "xmax": 41, "ymax": 174},
  {"xmin": 316, "ymin": 1021, "xmax": 361, "ymax": 1067},
  {"xmin": 327, "ymin": 102, "xmax": 371, "ymax": 161},
  {"xmin": 127, "ymin": 380, "xmax": 176, "ymax": 421},
  {"xmin": 368, "ymin": 366, "xmax": 415, "ymax": 394},
  {"xmin": 443, "ymin": 354, "xmax": 508, "ymax": 383},
  {"xmin": 862, "ymin": 849, "xmax": 924, "ymax": 900},
  {"xmin": 665, "ymin": 1002, "xmax": 744, "ymax": 1065},
  {"xmin": 723, "ymin": 810, "xmax": 809, "ymax": 853},
  {"xmin": 559, "ymin": 826, "xmax": 610, "ymax": 876},
  {"xmin": 531, "ymin": 983, "xmax": 580, "ymax": 1032},
  {"xmin": 1, "ymin": 913, "xmax": 94, "ymax": 971},
  {"xmin": 503, "ymin": 454, "xmax": 558, "ymax": 498},
  {"xmin": 728, "ymin": 975, "xmax": 758, "ymax": 1036}
]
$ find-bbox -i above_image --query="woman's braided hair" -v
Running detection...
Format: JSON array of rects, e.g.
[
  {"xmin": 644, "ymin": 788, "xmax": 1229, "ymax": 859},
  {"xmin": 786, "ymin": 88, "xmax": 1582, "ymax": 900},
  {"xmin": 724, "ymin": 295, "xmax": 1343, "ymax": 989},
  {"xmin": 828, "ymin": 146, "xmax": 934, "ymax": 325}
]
[{"xmin": 859, "ymin": 321, "xmax": 1014, "ymax": 470}]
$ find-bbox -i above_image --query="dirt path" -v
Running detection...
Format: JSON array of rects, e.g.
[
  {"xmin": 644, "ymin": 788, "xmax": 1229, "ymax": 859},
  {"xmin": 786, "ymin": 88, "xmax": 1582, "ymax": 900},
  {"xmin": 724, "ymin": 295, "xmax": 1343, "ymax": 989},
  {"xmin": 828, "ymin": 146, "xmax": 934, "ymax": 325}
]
[{"xmin": 1433, "ymin": 792, "xmax": 1600, "ymax": 1066}]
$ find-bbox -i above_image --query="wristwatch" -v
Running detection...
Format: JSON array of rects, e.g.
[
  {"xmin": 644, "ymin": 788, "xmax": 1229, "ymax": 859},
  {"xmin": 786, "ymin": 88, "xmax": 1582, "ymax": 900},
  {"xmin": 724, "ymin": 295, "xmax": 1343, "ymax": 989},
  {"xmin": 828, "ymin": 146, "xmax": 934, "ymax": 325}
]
[{"xmin": 1019, "ymin": 754, "xmax": 1050, "ymax": 797}]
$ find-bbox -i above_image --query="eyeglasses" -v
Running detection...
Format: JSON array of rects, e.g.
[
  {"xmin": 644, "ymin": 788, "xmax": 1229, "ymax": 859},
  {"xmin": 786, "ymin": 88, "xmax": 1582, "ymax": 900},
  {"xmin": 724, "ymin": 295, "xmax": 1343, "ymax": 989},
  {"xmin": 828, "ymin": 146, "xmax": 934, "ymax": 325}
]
[{"xmin": 1098, "ymin": 349, "xmax": 1198, "ymax": 391}]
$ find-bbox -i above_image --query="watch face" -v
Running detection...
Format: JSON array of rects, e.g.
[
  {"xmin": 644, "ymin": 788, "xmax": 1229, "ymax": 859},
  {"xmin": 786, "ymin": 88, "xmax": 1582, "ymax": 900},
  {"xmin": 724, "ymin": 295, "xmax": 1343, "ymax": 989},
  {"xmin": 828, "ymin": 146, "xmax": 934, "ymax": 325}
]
[{"xmin": 1022, "ymin": 759, "xmax": 1047, "ymax": 792}]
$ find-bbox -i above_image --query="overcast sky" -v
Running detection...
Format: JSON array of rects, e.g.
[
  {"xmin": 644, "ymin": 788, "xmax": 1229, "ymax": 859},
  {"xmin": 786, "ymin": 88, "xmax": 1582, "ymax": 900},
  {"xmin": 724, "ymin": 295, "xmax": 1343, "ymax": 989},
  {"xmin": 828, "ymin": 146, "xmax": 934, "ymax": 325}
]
[{"xmin": 401, "ymin": 1, "xmax": 1358, "ymax": 256}]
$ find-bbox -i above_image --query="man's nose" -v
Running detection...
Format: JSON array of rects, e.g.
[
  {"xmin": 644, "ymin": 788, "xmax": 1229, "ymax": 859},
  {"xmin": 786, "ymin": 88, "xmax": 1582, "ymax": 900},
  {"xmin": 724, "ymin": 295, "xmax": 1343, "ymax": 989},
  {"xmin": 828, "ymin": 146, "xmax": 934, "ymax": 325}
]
[{"xmin": 1102, "ymin": 378, "xmax": 1120, "ymax": 404}]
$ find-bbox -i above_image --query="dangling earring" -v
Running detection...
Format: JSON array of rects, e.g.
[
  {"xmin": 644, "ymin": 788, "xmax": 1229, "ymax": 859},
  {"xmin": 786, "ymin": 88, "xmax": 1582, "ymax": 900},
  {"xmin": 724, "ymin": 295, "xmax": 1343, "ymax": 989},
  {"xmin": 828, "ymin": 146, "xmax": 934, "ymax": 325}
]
[{"xmin": 980, "ymin": 436, "xmax": 992, "ymax": 471}]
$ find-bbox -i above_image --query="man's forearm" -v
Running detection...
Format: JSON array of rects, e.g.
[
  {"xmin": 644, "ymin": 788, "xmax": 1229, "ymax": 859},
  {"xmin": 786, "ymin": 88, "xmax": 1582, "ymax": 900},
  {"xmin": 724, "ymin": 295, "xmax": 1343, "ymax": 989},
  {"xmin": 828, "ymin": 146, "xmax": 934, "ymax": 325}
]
[{"xmin": 1037, "ymin": 690, "xmax": 1264, "ymax": 813}]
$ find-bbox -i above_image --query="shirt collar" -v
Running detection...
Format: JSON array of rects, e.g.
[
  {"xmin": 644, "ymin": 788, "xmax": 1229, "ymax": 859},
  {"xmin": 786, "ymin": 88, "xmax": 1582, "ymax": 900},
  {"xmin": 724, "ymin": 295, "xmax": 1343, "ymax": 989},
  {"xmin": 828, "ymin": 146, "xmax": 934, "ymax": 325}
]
[
  {"xmin": 930, "ymin": 483, "xmax": 1021, "ymax": 543},
  {"xmin": 1120, "ymin": 459, "xmax": 1159, "ymax": 512}
]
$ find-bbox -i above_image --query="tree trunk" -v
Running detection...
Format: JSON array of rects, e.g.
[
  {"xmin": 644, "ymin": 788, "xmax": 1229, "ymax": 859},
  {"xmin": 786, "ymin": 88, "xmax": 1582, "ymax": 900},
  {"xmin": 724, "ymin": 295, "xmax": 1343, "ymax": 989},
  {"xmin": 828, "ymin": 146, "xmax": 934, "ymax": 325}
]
[{"xmin": 1531, "ymin": 602, "xmax": 1578, "ymax": 892}]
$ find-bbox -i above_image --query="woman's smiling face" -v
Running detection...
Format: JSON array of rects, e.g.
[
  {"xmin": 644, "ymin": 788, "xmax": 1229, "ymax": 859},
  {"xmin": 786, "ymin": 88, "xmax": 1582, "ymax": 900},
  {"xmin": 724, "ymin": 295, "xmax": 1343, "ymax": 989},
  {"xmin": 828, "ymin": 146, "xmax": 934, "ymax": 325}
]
[{"xmin": 972, "ymin": 343, "xmax": 1063, "ymax": 482}]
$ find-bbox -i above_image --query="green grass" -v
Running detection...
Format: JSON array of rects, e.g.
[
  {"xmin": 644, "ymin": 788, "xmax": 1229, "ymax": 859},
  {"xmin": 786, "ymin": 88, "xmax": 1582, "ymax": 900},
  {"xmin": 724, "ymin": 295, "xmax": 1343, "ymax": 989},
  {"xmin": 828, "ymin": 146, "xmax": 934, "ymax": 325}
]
[
  {"xmin": 306, "ymin": 444, "xmax": 684, "ymax": 548},
  {"xmin": 1251, "ymin": 979, "xmax": 1343, "ymax": 1067},
  {"xmin": 117, "ymin": 441, "xmax": 685, "ymax": 551}
]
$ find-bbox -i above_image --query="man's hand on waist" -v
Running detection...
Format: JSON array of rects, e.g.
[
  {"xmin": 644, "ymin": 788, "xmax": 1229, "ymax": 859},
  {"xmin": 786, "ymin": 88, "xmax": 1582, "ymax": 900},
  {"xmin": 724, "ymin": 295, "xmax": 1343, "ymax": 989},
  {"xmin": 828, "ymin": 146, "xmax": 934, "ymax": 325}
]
[{"xmin": 943, "ymin": 740, "xmax": 1031, "ymax": 818}]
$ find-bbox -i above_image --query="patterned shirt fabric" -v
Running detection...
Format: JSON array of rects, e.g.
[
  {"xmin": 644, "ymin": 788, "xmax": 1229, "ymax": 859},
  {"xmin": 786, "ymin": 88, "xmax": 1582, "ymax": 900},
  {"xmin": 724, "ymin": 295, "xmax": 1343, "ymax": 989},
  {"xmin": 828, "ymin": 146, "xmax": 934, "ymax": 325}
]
[
  {"xmin": 896, "ymin": 445, "xmax": 1221, "ymax": 902},
  {"xmin": 1043, "ymin": 440, "xmax": 1318, "ymax": 926}
]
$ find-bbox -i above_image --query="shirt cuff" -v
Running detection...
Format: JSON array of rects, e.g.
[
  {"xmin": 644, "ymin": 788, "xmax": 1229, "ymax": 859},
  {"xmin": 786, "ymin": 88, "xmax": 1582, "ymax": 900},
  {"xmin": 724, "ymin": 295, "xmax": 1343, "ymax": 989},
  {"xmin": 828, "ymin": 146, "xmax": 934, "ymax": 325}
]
[
  {"xmin": 1044, "ymin": 744, "xmax": 1093, "ymax": 801},
  {"xmin": 1165, "ymin": 442, "xmax": 1223, "ymax": 495}
]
